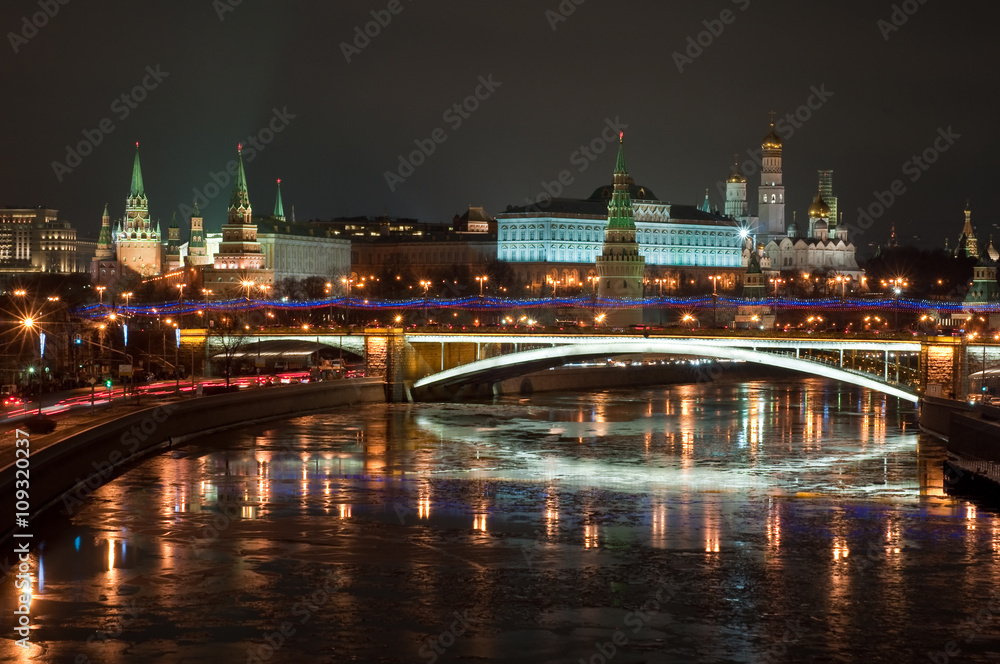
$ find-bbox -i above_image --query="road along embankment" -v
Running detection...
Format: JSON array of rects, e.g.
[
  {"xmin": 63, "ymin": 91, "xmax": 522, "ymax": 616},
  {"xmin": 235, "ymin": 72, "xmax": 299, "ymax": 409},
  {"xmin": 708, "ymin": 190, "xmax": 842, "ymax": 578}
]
[{"xmin": 1, "ymin": 378, "xmax": 385, "ymax": 542}]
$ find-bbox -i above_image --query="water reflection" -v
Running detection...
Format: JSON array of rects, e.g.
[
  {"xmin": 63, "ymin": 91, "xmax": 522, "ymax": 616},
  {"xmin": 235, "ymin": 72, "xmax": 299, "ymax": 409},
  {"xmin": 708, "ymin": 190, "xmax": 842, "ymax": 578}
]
[{"xmin": 7, "ymin": 377, "xmax": 998, "ymax": 663}]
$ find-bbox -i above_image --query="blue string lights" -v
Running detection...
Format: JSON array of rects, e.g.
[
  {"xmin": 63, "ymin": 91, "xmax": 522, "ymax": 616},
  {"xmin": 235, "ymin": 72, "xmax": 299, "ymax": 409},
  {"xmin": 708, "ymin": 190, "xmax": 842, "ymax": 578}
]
[{"xmin": 71, "ymin": 294, "xmax": 979, "ymax": 319}]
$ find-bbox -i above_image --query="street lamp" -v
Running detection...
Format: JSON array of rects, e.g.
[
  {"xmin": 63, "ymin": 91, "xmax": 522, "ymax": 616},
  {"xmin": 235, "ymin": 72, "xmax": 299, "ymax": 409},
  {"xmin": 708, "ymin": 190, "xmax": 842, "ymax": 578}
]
[
  {"xmin": 682, "ymin": 313, "xmax": 700, "ymax": 329},
  {"xmin": 419, "ymin": 280, "xmax": 431, "ymax": 325},
  {"xmin": 21, "ymin": 316, "xmax": 43, "ymax": 414},
  {"xmin": 708, "ymin": 274, "xmax": 723, "ymax": 327},
  {"xmin": 241, "ymin": 279, "xmax": 255, "ymax": 301},
  {"xmin": 325, "ymin": 282, "xmax": 334, "ymax": 325},
  {"xmin": 176, "ymin": 283, "xmax": 187, "ymax": 302},
  {"xmin": 833, "ymin": 275, "xmax": 851, "ymax": 328},
  {"xmin": 342, "ymin": 277, "xmax": 357, "ymax": 325},
  {"xmin": 769, "ymin": 277, "xmax": 785, "ymax": 327},
  {"xmin": 96, "ymin": 286, "xmax": 106, "ymax": 306},
  {"xmin": 476, "ymin": 275, "xmax": 488, "ymax": 297},
  {"xmin": 886, "ymin": 277, "xmax": 908, "ymax": 330}
]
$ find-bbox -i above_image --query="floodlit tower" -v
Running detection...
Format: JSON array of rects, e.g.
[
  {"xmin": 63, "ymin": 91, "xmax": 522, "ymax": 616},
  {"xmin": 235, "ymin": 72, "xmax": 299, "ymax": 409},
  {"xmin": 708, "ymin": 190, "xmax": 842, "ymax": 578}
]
[{"xmin": 596, "ymin": 132, "xmax": 645, "ymax": 326}]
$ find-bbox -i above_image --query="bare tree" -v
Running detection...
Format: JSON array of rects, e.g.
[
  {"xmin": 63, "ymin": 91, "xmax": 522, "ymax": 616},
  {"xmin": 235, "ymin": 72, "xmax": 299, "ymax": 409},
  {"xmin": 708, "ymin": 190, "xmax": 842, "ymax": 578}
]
[{"xmin": 209, "ymin": 308, "xmax": 249, "ymax": 388}]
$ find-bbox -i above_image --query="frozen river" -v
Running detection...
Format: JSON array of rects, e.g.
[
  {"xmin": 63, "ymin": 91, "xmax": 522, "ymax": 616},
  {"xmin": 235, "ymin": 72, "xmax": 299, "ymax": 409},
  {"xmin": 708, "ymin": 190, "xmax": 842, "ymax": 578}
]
[{"xmin": 4, "ymin": 376, "xmax": 999, "ymax": 662}]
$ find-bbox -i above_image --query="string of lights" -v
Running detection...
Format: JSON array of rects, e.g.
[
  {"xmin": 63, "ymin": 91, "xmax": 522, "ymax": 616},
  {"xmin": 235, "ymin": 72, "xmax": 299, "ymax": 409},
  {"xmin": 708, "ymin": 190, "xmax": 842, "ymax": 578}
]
[{"xmin": 71, "ymin": 295, "xmax": 981, "ymax": 319}]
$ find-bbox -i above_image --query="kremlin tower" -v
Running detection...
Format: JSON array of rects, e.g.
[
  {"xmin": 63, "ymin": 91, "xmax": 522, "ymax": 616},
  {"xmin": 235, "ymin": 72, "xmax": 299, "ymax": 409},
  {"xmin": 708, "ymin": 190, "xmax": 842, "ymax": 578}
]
[
  {"xmin": 202, "ymin": 144, "xmax": 273, "ymax": 294},
  {"xmin": 114, "ymin": 143, "xmax": 162, "ymax": 277},
  {"xmin": 595, "ymin": 133, "xmax": 645, "ymax": 327},
  {"xmin": 758, "ymin": 114, "xmax": 785, "ymax": 239}
]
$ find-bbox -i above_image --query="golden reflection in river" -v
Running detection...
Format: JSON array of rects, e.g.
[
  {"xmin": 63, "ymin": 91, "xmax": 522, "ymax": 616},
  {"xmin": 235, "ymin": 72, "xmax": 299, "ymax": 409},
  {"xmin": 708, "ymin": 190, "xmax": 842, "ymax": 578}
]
[
  {"xmin": 704, "ymin": 504, "xmax": 720, "ymax": 554},
  {"xmin": 418, "ymin": 479, "xmax": 432, "ymax": 520},
  {"xmin": 766, "ymin": 498, "xmax": 781, "ymax": 550},
  {"xmin": 584, "ymin": 523, "xmax": 598, "ymax": 548},
  {"xmin": 832, "ymin": 536, "xmax": 850, "ymax": 562},
  {"xmin": 544, "ymin": 486, "xmax": 559, "ymax": 537},
  {"xmin": 651, "ymin": 501, "xmax": 667, "ymax": 548},
  {"xmin": 473, "ymin": 514, "xmax": 487, "ymax": 532}
]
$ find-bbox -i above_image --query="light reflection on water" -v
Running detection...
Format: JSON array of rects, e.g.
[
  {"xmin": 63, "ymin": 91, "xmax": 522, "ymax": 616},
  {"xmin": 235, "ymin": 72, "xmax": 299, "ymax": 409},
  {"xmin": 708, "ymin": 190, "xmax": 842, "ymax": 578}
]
[{"xmin": 4, "ymin": 377, "xmax": 1000, "ymax": 662}]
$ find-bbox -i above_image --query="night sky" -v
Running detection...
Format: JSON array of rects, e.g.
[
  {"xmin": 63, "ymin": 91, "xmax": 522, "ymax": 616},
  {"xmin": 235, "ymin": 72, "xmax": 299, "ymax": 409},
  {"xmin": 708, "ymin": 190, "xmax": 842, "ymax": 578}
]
[{"xmin": 2, "ymin": 0, "xmax": 996, "ymax": 255}]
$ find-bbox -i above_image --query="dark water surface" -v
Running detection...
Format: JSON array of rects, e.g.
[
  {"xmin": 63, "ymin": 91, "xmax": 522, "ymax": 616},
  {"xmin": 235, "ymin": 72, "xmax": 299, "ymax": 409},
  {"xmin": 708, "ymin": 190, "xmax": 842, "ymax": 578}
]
[{"xmin": 4, "ymin": 377, "xmax": 1000, "ymax": 663}]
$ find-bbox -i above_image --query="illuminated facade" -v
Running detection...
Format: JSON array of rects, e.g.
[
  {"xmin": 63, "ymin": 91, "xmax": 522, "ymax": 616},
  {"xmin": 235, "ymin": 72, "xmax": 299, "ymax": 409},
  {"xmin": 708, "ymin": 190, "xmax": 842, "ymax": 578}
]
[{"xmin": 1, "ymin": 207, "xmax": 85, "ymax": 274}]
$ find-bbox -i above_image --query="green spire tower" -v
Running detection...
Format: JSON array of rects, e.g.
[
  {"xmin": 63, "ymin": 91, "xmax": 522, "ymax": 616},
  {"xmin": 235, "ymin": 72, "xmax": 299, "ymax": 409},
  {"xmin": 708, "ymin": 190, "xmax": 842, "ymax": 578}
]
[
  {"xmin": 212, "ymin": 142, "xmax": 267, "ymax": 275},
  {"xmin": 273, "ymin": 179, "xmax": 285, "ymax": 221},
  {"xmin": 595, "ymin": 132, "xmax": 645, "ymax": 326},
  {"xmin": 130, "ymin": 143, "xmax": 145, "ymax": 199},
  {"xmin": 230, "ymin": 143, "xmax": 252, "ymax": 220},
  {"xmin": 95, "ymin": 203, "xmax": 113, "ymax": 260},
  {"xmin": 117, "ymin": 142, "xmax": 161, "ymax": 276}
]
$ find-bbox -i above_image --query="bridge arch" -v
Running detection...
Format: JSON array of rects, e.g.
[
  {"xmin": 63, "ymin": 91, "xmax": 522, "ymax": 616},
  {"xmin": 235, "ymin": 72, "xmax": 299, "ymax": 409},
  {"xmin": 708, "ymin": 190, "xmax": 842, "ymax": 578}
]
[{"xmin": 411, "ymin": 340, "xmax": 919, "ymax": 402}]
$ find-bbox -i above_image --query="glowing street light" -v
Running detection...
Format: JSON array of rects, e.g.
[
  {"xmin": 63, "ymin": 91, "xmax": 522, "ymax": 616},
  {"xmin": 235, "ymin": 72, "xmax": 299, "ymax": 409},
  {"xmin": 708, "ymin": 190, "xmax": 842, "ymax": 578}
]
[
  {"xmin": 96, "ymin": 285, "xmax": 106, "ymax": 305},
  {"xmin": 708, "ymin": 274, "xmax": 723, "ymax": 327},
  {"xmin": 419, "ymin": 279, "xmax": 432, "ymax": 325},
  {"xmin": 476, "ymin": 275, "xmax": 488, "ymax": 297}
]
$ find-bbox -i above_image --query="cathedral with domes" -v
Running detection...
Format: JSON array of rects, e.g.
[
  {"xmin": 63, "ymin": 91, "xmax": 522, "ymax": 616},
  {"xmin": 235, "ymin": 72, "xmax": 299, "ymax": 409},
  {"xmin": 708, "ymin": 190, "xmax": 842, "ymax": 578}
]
[{"xmin": 730, "ymin": 118, "xmax": 864, "ymax": 288}]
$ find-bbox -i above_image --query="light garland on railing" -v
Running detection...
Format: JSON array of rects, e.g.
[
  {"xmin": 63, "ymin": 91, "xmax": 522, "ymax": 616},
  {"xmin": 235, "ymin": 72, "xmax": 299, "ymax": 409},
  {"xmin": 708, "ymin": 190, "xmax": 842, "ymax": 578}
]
[{"xmin": 70, "ymin": 294, "xmax": 982, "ymax": 319}]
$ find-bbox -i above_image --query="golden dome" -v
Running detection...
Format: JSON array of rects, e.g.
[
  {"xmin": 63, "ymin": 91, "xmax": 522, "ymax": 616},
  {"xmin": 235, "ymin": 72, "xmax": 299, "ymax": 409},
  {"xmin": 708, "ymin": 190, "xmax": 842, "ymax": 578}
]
[
  {"xmin": 808, "ymin": 191, "xmax": 831, "ymax": 218},
  {"xmin": 762, "ymin": 124, "xmax": 783, "ymax": 150},
  {"xmin": 727, "ymin": 169, "xmax": 746, "ymax": 184}
]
